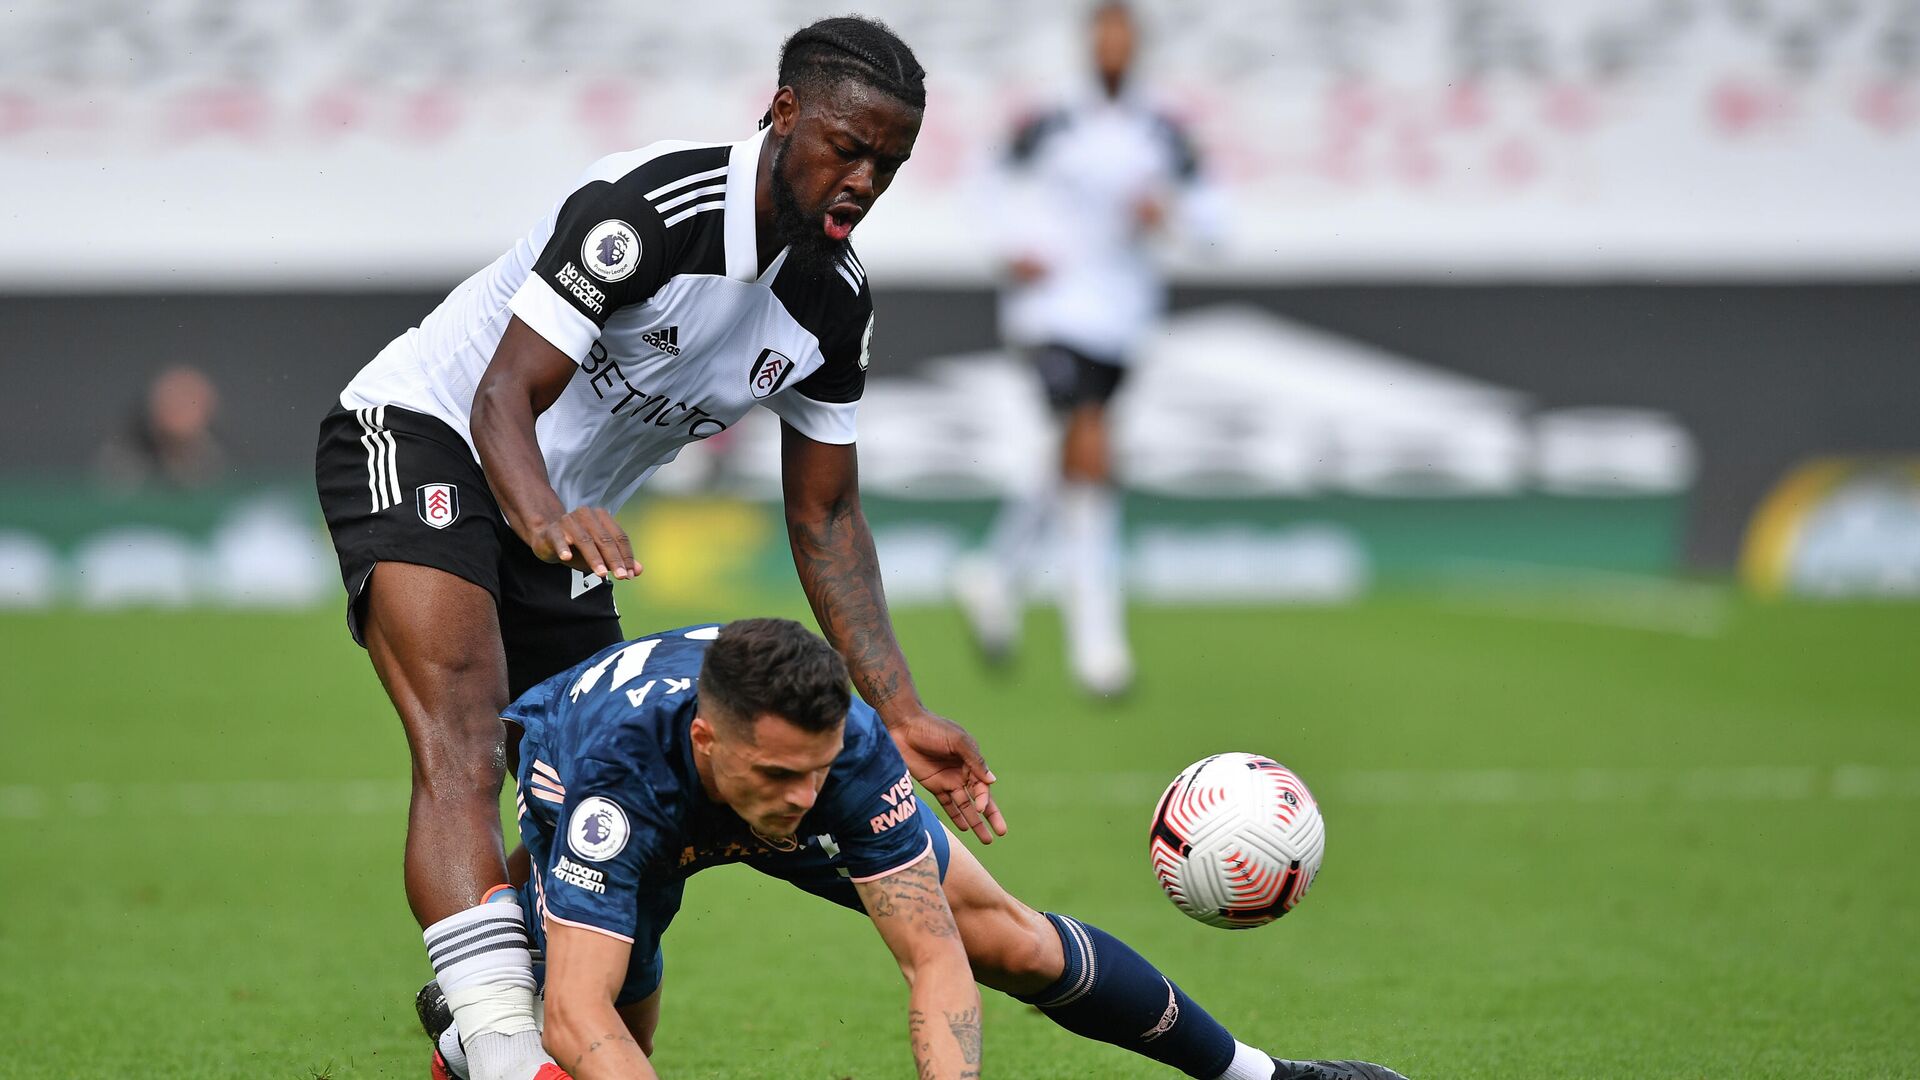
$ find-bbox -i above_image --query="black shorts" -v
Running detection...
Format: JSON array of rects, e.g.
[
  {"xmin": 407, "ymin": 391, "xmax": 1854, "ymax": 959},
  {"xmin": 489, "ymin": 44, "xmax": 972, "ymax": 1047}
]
[
  {"xmin": 315, "ymin": 403, "xmax": 622, "ymax": 697},
  {"xmin": 1031, "ymin": 343, "xmax": 1128, "ymax": 413}
]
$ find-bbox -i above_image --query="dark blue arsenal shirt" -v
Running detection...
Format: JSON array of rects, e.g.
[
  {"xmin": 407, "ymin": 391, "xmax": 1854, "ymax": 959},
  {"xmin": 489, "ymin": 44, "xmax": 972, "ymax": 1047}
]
[{"xmin": 504, "ymin": 625, "xmax": 933, "ymax": 946}]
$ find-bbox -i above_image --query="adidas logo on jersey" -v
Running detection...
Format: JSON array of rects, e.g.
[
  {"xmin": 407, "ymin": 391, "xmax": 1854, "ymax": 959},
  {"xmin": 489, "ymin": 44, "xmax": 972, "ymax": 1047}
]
[{"xmin": 643, "ymin": 326, "xmax": 682, "ymax": 356}]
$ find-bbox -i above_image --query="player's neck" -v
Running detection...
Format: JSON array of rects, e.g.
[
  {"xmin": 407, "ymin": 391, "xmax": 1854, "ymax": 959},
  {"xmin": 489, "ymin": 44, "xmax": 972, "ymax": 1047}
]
[{"xmin": 753, "ymin": 134, "xmax": 782, "ymax": 272}]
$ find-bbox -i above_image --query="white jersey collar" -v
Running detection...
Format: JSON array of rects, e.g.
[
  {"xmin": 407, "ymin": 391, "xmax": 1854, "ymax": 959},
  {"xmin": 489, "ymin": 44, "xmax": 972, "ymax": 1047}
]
[{"xmin": 725, "ymin": 126, "xmax": 770, "ymax": 282}]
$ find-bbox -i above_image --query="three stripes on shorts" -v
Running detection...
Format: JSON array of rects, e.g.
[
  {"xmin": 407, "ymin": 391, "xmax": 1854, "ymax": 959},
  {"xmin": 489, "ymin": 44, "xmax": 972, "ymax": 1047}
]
[{"xmin": 355, "ymin": 406, "xmax": 402, "ymax": 514}]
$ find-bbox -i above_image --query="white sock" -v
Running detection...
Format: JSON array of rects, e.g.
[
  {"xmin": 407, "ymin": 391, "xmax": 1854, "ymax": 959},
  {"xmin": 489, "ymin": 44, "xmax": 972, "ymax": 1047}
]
[
  {"xmin": 425, "ymin": 898, "xmax": 550, "ymax": 1080},
  {"xmin": 463, "ymin": 1030, "xmax": 549, "ymax": 1080},
  {"xmin": 1060, "ymin": 483, "xmax": 1129, "ymax": 677},
  {"xmin": 986, "ymin": 482, "xmax": 1057, "ymax": 575},
  {"xmin": 1215, "ymin": 1040, "xmax": 1277, "ymax": 1080}
]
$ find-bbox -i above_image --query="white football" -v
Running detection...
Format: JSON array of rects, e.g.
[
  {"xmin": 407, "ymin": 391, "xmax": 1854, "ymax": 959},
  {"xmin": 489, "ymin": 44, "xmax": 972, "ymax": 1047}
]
[{"xmin": 1149, "ymin": 753, "xmax": 1326, "ymax": 929}]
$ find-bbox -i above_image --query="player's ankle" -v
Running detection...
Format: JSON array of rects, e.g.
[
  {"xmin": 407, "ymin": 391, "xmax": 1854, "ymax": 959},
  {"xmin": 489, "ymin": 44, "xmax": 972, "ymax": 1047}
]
[
  {"xmin": 463, "ymin": 1030, "xmax": 552, "ymax": 1080},
  {"xmin": 1214, "ymin": 1041, "xmax": 1276, "ymax": 1080},
  {"xmin": 424, "ymin": 895, "xmax": 545, "ymax": 1072}
]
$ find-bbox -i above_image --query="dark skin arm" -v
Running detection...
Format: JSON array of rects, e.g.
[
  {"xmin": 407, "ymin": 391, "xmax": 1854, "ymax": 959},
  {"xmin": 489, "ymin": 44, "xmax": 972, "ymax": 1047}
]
[
  {"xmin": 782, "ymin": 422, "xmax": 1007, "ymax": 843},
  {"xmin": 471, "ymin": 315, "xmax": 641, "ymax": 581}
]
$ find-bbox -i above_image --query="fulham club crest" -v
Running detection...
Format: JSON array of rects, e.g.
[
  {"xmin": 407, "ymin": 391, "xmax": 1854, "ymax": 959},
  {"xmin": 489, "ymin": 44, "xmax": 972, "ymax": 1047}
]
[
  {"xmin": 748, "ymin": 348, "xmax": 797, "ymax": 399},
  {"xmin": 416, "ymin": 484, "xmax": 459, "ymax": 530}
]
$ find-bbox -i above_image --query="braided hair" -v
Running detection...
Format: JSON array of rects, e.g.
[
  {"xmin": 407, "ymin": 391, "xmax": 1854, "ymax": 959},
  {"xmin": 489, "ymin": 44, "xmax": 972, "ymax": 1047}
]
[{"xmin": 759, "ymin": 16, "xmax": 927, "ymax": 128}]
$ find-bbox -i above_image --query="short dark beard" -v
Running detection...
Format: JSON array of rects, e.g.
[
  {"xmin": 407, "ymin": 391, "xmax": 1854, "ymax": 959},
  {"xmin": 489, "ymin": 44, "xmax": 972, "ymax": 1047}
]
[{"xmin": 769, "ymin": 136, "xmax": 851, "ymax": 280}]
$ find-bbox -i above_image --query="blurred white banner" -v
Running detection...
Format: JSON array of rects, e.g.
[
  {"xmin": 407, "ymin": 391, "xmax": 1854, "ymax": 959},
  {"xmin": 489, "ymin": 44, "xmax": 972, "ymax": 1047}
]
[{"xmin": 2, "ymin": 0, "xmax": 1916, "ymax": 287}]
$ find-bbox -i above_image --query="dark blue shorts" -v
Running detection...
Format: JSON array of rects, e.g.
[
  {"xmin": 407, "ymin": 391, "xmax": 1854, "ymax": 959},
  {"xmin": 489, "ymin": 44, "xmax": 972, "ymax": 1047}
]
[{"xmin": 522, "ymin": 800, "xmax": 952, "ymax": 1006}]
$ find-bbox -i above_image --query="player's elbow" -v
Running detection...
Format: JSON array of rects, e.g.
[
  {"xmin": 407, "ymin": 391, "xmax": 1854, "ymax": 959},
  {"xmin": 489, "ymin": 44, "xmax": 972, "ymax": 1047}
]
[
  {"xmin": 469, "ymin": 370, "xmax": 521, "ymax": 438},
  {"xmin": 782, "ymin": 477, "xmax": 859, "ymax": 525}
]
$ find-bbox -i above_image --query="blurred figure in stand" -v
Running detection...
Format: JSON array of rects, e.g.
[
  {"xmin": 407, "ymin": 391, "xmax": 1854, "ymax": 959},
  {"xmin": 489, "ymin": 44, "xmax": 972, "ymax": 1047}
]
[{"xmin": 94, "ymin": 365, "xmax": 227, "ymax": 489}]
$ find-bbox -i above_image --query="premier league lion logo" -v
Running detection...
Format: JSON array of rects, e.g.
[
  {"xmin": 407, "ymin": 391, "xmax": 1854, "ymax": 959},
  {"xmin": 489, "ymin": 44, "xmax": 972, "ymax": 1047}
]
[
  {"xmin": 581, "ymin": 220, "xmax": 640, "ymax": 282},
  {"xmin": 595, "ymin": 231, "xmax": 629, "ymax": 270},
  {"xmin": 568, "ymin": 796, "xmax": 630, "ymax": 861},
  {"xmin": 583, "ymin": 807, "xmax": 612, "ymax": 843}
]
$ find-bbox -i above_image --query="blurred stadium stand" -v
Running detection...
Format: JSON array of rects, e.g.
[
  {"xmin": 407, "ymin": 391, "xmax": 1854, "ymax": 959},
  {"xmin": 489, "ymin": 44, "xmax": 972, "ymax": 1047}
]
[{"xmin": 2, "ymin": 0, "xmax": 1917, "ymax": 604}]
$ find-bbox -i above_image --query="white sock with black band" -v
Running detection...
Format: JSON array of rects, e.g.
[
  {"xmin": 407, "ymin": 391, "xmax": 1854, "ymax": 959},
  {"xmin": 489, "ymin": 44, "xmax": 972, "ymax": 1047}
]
[{"xmin": 424, "ymin": 896, "xmax": 550, "ymax": 1080}]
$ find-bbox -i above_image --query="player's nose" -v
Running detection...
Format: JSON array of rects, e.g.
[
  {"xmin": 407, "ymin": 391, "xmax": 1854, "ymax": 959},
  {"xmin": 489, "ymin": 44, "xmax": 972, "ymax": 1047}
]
[{"xmin": 841, "ymin": 161, "xmax": 876, "ymax": 201}]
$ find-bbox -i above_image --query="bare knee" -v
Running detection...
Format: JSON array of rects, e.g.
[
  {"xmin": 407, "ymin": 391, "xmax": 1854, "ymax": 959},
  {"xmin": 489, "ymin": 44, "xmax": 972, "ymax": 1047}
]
[
  {"xmin": 409, "ymin": 707, "xmax": 509, "ymax": 801},
  {"xmin": 390, "ymin": 641, "xmax": 511, "ymax": 798},
  {"xmin": 964, "ymin": 904, "xmax": 1065, "ymax": 996},
  {"xmin": 1058, "ymin": 406, "xmax": 1108, "ymax": 482},
  {"xmin": 362, "ymin": 565, "xmax": 513, "ymax": 802}
]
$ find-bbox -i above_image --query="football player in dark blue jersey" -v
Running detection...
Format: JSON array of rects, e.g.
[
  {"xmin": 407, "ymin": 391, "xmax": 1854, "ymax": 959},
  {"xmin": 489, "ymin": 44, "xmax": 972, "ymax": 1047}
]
[{"xmin": 418, "ymin": 619, "xmax": 1409, "ymax": 1080}]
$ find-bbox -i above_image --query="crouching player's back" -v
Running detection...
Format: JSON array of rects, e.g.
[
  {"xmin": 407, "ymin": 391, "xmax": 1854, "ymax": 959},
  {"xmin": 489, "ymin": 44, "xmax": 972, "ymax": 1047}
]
[{"xmin": 506, "ymin": 619, "xmax": 978, "ymax": 1079}]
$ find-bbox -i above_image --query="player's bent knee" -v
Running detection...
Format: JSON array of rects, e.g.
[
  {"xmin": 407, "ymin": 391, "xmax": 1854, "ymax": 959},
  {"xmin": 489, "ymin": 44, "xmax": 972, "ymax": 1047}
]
[
  {"xmin": 938, "ymin": 829, "xmax": 1066, "ymax": 992},
  {"xmin": 963, "ymin": 906, "xmax": 1064, "ymax": 995},
  {"xmin": 407, "ymin": 711, "xmax": 510, "ymax": 800}
]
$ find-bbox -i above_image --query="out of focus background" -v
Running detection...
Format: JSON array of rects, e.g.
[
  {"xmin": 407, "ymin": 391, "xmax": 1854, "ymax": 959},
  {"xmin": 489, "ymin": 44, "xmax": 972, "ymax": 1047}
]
[{"xmin": 3, "ymin": 3, "xmax": 1918, "ymax": 1078}]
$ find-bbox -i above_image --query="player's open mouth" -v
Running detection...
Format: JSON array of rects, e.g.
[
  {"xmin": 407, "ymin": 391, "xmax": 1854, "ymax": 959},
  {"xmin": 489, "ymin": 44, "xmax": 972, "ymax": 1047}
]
[{"xmin": 824, "ymin": 204, "xmax": 862, "ymax": 241}]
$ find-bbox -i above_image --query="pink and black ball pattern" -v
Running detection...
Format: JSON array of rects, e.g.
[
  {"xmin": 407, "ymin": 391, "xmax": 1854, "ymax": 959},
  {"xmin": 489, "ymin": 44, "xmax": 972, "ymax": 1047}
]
[{"xmin": 1149, "ymin": 753, "xmax": 1326, "ymax": 929}]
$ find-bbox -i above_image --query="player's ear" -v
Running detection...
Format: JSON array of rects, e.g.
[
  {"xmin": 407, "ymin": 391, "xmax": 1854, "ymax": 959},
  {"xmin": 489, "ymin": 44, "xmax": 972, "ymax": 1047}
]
[
  {"xmin": 769, "ymin": 86, "xmax": 801, "ymax": 138},
  {"xmin": 690, "ymin": 714, "xmax": 716, "ymax": 754}
]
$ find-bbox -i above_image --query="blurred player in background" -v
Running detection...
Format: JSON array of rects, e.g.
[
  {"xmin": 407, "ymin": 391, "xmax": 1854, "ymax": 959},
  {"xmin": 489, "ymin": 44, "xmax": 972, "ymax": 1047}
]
[
  {"xmin": 419, "ymin": 618, "xmax": 1409, "ymax": 1080},
  {"xmin": 953, "ymin": 0, "xmax": 1223, "ymax": 696},
  {"xmin": 313, "ymin": 18, "xmax": 1000, "ymax": 1080}
]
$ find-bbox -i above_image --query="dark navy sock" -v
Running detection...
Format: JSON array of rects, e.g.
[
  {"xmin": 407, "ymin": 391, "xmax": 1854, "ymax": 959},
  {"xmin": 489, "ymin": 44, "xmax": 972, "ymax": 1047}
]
[{"xmin": 1013, "ymin": 912, "xmax": 1238, "ymax": 1079}]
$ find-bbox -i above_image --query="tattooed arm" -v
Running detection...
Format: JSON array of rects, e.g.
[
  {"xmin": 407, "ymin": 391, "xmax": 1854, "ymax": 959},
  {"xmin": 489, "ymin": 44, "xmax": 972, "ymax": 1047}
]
[
  {"xmin": 781, "ymin": 424, "xmax": 1007, "ymax": 843},
  {"xmin": 542, "ymin": 921, "xmax": 660, "ymax": 1079},
  {"xmin": 855, "ymin": 851, "xmax": 983, "ymax": 1079}
]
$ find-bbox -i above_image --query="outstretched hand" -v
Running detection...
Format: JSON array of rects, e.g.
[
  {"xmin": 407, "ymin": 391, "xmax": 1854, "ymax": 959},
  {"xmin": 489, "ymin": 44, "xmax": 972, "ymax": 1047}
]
[
  {"xmin": 527, "ymin": 506, "xmax": 641, "ymax": 581},
  {"xmin": 888, "ymin": 709, "xmax": 1007, "ymax": 844}
]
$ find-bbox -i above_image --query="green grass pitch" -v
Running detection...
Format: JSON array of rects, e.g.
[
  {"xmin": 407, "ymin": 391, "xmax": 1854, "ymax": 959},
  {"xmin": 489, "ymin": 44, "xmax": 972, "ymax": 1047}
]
[{"xmin": 3, "ymin": 591, "xmax": 1917, "ymax": 1078}]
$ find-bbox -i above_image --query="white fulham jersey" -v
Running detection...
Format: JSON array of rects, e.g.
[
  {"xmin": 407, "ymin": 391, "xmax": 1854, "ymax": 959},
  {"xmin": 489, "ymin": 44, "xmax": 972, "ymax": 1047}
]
[
  {"xmin": 995, "ymin": 90, "xmax": 1220, "ymax": 364},
  {"xmin": 340, "ymin": 126, "xmax": 874, "ymax": 513}
]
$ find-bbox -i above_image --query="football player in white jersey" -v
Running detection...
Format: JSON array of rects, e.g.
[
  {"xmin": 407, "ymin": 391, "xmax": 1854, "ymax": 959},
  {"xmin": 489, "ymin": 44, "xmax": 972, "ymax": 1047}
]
[
  {"xmin": 313, "ymin": 18, "xmax": 1002, "ymax": 1080},
  {"xmin": 954, "ymin": 1, "xmax": 1223, "ymax": 697}
]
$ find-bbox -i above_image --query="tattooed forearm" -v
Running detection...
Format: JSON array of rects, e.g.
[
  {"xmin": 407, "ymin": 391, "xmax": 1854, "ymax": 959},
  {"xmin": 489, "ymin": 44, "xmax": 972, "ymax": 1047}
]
[
  {"xmin": 861, "ymin": 858, "xmax": 958, "ymax": 937},
  {"xmin": 565, "ymin": 1030, "xmax": 641, "ymax": 1074},
  {"xmin": 787, "ymin": 492, "xmax": 914, "ymax": 711},
  {"xmin": 910, "ymin": 1008, "xmax": 935, "ymax": 1079},
  {"xmin": 879, "ymin": 876, "xmax": 982, "ymax": 1080},
  {"xmin": 945, "ymin": 1007, "xmax": 982, "ymax": 1065}
]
